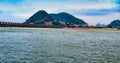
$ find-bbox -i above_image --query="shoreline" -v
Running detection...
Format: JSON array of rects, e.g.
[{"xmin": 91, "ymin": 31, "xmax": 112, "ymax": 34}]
[
  {"xmin": 0, "ymin": 27, "xmax": 120, "ymax": 31},
  {"xmin": 63, "ymin": 27, "xmax": 120, "ymax": 31}
]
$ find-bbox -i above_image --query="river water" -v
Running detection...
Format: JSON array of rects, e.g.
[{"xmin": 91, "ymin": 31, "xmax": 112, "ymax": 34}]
[{"xmin": 0, "ymin": 27, "xmax": 120, "ymax": 63}]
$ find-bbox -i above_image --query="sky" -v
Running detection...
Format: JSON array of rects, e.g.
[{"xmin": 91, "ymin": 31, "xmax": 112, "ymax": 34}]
[{"xmin": 0, "ymin": 0, "xmax": 120, "ymax": 25}]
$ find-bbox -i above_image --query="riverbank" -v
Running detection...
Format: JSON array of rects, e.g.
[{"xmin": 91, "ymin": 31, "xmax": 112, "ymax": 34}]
[
  {"xmin": 63, "ymin": 27, "xmax": 120, "ymax": 30},
  {"xmin": 0, "ymin": 27, "xmax": 120, "ymax": 31}
]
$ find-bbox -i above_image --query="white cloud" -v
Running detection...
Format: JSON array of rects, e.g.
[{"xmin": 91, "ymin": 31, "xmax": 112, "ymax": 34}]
[{"xmin": 0, "ymin": 13, "xmax": 25, "ymax": 23}]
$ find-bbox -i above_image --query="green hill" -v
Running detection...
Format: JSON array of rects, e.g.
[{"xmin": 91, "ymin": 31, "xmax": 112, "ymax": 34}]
[
  {"xmin": 24, "ymin": 10, "xmax": 53, "ymax": 24},
  {"xmin": 24, "ymin": 10, "xmax": 87, "ymax": 26},
  {"xmin": 108, "ymin": 20, "xmax": 120, "ymax": 28}
]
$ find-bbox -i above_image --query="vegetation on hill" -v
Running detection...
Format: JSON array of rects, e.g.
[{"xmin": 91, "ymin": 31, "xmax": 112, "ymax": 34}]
[
  {"xmin": 24, "ymin": 10, "xmax": 87, "ymax": 26},
  {"xmin": 24, "ymin": 10, "xmax": 53, "ymax": 24},
  {"xmin": 108, "ymin": 20, "xmax": 120, "ymax": 28},
  {"xmin": 50, "ymin": 12, "xmax": 87, "ymax": 25}
]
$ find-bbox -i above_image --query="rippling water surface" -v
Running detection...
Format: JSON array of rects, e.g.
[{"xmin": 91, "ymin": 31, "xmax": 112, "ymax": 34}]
[{"xmin": 0, "ymin": 27, "xmax": 120, "ymax": 63}]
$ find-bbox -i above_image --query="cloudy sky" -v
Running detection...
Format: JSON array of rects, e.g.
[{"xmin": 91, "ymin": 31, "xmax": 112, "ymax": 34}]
[{"xmin": 0, "ymin": 0, "xmax": 120, "ymax": 25}]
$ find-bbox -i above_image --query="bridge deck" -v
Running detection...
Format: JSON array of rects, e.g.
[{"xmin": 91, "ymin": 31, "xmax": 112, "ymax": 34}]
[{"xmin": 0, "ymin": 22, "xmax": 63, "ymax": 28}]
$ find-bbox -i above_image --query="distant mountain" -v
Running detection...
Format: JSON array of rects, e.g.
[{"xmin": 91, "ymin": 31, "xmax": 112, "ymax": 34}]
[
  {"xmin": 50, "ymin": 12, "xmax": 87, "ymax": 25},
  {"xmin": 0, "ymin": 13, "xmax": 25, "ymax": 23},
  {"xmin": 108, "ymin": 20, "xmax": 120, "ymax": 27},
  {"xmin": 24, "ymin": 10, "xmax": 87, "ymax": 26},
  {"xmin": 24, "ymin": 10, "xmax": 53, "ymax": 24}
]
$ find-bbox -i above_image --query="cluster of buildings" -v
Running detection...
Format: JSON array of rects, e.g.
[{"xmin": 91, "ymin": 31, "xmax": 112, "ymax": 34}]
[{"xmin": 96, "ymin": 23, "xmax": 106, "ymax": 27}]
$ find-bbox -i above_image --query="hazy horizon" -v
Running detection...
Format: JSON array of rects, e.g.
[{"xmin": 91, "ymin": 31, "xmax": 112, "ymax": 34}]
[{"xmin": 0, "ymin": 0, "xmax": 120, "ymax": 25}]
